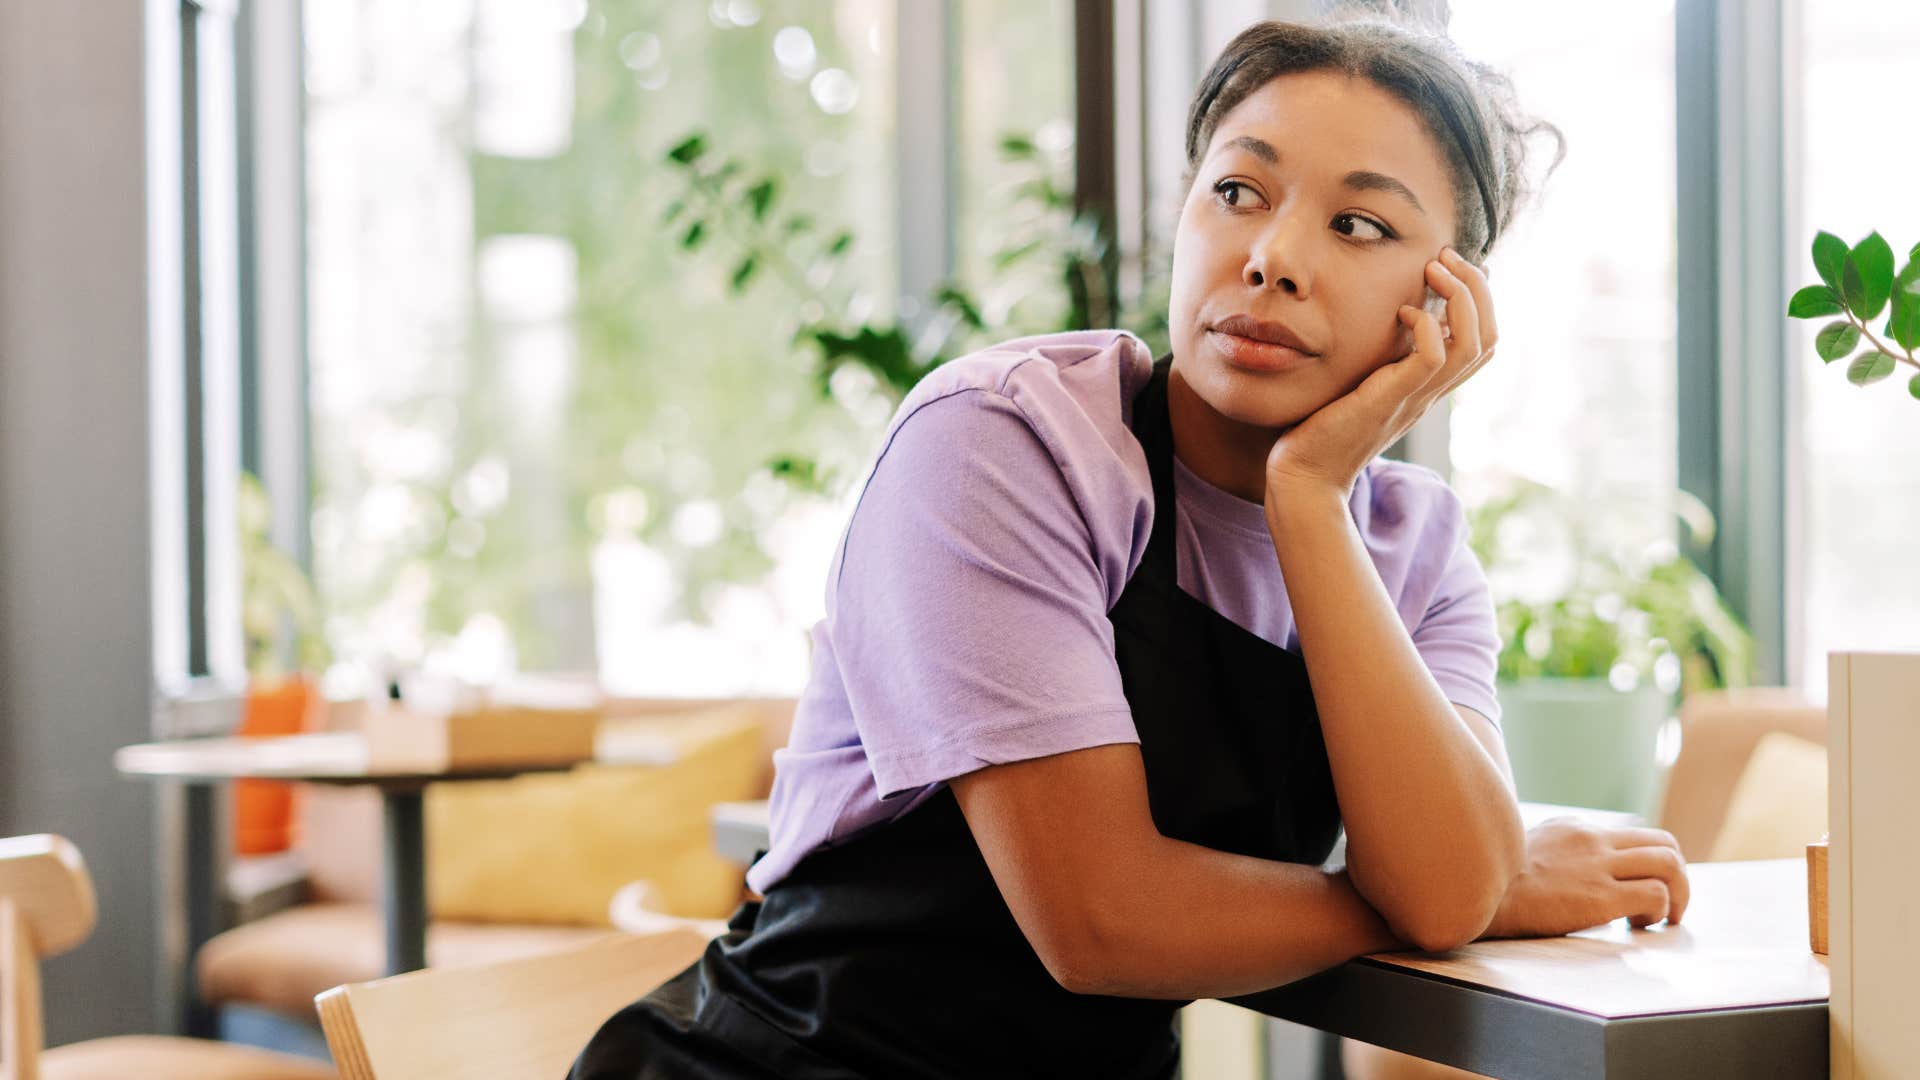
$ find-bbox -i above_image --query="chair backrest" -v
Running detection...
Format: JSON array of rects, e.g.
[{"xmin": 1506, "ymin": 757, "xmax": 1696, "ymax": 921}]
[
  {"xmin": 314, "ymin": 928, "xmax": 709, "ymax": 1080},
  {"xmin": 1, "ymin": 835, "xmax": 96, "ymax": 1080},
  {"xmin": 1658, "ymin": 687, "xmax": 1826, "ymax": 860}
]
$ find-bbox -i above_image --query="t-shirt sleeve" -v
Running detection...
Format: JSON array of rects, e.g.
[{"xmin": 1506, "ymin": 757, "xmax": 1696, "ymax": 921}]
[
  {"xmin": 828, "ymin": 387, "xmax": 1141, "ymax": 800},
  {"xmin": 1413, "ymin": 531, "xmax": 1504, "ymax": 728}
]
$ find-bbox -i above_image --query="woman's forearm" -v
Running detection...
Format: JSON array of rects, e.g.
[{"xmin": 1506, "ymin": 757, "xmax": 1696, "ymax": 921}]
[
  {"xmin": 1263, "ymin": 480, "xmax": 1522, "ymax": 950},
  {"xmin": 1081, "ymin": 834, "xmax": 1406, "ymax": 999}
]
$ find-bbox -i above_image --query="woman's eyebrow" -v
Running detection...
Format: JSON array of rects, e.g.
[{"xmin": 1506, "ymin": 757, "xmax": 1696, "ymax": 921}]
[
  {"xmin": 1216, "ymin": 134, "xmax": 1428, "ymax": 219},
  {"xmin": 1343, "ymin": 169, "xmax": 1427, "ymax": 218}
]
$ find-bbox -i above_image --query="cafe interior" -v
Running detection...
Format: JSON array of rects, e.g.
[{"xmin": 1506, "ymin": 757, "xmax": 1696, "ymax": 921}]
[{"xmin": 2, "ymin": 0, "xmax": 1915, "ymax": 1077}]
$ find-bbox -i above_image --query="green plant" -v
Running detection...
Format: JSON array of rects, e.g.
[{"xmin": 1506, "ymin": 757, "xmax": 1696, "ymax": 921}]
[
  {"xmin": 1466, "ymin": 478, "xmax": 1754, "ymax": 699},
  {"xmin": 1786, "ymin": 230, "xmax": 1920, "ymax": 401},
  {"xmin": 240, "ymin": 472, "xmax": 328, "ymax": 679},
  {"xmin": 657, "ymin": 128, "xmax": 1169, "ymax": 492}
]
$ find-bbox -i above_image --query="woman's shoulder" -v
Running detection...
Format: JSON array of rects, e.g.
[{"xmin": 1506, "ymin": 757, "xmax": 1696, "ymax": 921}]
[
  {"xmin": 849, "ymin": 329, "xmax": 1157, "ymax": 605},
  {"xmin": 896, "ymin": 328, "xmax": 1156, "ymax": 436},
  {"xmin": 877, "ymin": 328, "xmax": 1157, "ymax": 508}
]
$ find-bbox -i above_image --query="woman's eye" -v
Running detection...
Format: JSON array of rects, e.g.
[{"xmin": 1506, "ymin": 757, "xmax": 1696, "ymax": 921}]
[
  {"xmin": 1334, "ymin": 213, "xmax": 1392, "ymax": 243},
  {"xmin": 1212, "ymin": 179, "xmax": 1264, "ymax": 209}
]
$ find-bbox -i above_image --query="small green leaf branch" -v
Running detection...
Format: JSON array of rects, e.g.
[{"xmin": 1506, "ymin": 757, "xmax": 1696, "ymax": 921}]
[
  {"xmin": 660, "ymin": 132, "xmax": 954, "ymax": 408},
  {"xmin": 656, "ymin": 129, "xmax": 1160, "ymax": 496},
  {"xmin": 1787, "ymin": 230, "xmax": 1920, "ymax": 401}
]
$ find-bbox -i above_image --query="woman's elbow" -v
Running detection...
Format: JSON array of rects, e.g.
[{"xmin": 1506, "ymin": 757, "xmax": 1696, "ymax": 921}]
[
  {"xmin": 1391, "ymin": 868, "xmax": 1511, "ymax": 953},
  {"xmin": 1034, "ymin": 896, "xmax": 1136, "ymax": 996}
]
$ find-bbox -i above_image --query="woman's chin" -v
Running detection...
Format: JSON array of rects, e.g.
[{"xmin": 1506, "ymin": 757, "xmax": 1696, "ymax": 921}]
[{"xmin": 1189, "ymin": 364, "xmax": 1318, "ymax": 430}]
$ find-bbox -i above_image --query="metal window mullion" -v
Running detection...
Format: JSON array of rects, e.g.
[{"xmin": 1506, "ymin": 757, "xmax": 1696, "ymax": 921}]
[
  {"xmin": 895, "ymin": 1, "xmax": 954, "ymax": 330},
  {"xmin": 237, "ymin": 0, "xmax": 313, "ymax": 578},
  {"xmin": 1676, "ymin": 0, "xmax": 1789, "ymax": 686}
]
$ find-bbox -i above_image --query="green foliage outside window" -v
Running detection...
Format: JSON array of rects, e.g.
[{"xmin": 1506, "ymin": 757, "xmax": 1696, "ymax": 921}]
[{"xmin": 1466, "ymin": 478, "xmax": 1753, "ymax": 699}]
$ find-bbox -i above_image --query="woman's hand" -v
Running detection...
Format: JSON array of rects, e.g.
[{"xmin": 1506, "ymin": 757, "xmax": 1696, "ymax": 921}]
[
  {"xmin": 1263, "ymin": 247, "xmax": 1498, "ymax": 507},
  {"xmin": 1478, "ymin": 817, "xmax": 1692, "ymax": 940}
]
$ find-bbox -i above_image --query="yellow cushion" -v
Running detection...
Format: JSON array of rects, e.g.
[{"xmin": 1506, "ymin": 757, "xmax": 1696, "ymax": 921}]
[
  {"xmin": 1707, "ymin": 732, "xmax": 1828, "ymax": 862},
  {"xmin": 425, "ymin": 704, "xmax": 766, "ymax": 925}
]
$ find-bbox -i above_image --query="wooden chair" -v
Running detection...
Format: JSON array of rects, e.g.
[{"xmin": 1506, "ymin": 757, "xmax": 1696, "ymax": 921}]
[
  {"xmin": 313, "ymin": 928, "xmax": 709, "ymax": 1079},
  {"xmin": 1, "ymin": 834, "xmax": 334, "ymax": 1080}
]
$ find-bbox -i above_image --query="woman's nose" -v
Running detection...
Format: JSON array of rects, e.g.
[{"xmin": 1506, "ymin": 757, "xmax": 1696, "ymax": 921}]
[{"xmin": 1244, "ymin": 215, "xmax": 1311, "ymax": 296}]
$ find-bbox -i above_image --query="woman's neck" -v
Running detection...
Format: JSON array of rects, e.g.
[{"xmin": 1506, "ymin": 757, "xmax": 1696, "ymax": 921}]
[{"xmin": 1165, "ymin": 363, "xmax": 1285, "ymax": 506}]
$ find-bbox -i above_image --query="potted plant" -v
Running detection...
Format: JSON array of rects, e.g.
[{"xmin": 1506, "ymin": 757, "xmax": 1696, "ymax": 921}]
[
  {"xmin": 1786, "ymin": 229, "xmax": 1919, "ymax": 1058},
  {"xmin": 1467, "ymin": 477, "xmax": 1754, "ymax": 818},
  {"xmin": 233, "ymin": 471, "xmax": 330, "ymax": 855}
]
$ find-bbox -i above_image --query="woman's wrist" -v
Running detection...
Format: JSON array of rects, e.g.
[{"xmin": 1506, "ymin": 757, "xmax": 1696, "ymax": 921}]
[{"xmin": 1263, "ymin": 475, "xmax": 1352, "ymax": 533}]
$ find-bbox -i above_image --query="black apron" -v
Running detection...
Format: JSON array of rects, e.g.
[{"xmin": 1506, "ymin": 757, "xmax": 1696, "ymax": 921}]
[{"xmin": 568, "ymin": 354, "xmax": 1343, "ymax": 1079}]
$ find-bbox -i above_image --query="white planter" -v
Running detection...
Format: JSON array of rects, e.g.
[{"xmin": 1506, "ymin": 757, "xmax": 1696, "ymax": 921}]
[{"xmin": 1828, "ymin": 650, "xmax": 1920, "ymax": 1079}]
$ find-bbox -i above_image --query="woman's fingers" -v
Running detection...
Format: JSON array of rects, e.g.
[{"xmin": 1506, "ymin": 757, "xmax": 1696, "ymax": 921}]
[
  {"xmin": 1425, "ymin": 254, "xmax": 1482, "ymax": 365},
  {"xmin": 1610, "ymin": 844, "xmax": 1691, "ymax": 925},
  {"xmin": 1619, "ymin": 877, "xmax": 1674, "ymax": 929},
  {"xmin": 1395, "ymin": 305, "xmax": 1449, "ymax": 388},
  {"xmin": 1439, "ymin": 247, "xmax": 1498, "ymax": 356},
  {"xmin": 1605, "ymin": 826, "xmax": 1683, "ymax": 852}
]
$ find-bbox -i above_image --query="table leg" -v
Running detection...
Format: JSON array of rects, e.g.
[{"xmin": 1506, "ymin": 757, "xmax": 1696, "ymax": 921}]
[
  {"xmin": 379, "ymin": 788, "xmax": 428, "ymax": 975},
  {"xmin": 178, "ymin": 780, "xmax": 224, "ymax": 1037}
]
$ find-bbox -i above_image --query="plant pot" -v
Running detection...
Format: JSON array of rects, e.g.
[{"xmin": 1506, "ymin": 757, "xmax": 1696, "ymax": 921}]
[
  {"xmin": 1827, "ymin": 650, "xmax": 1920, "ymax": 1078},
  {"xmin": 1496, "ymin": 677, "xmax": 1675, "ymax": 818}
]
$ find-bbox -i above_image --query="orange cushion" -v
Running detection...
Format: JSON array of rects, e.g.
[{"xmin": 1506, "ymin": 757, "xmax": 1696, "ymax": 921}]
[
  {"xmin": 197, "ymin": 902, "xmax": 610, "ymax": 1019},
  {"xmin": 41, "ymin": 1035, "xmax": 335, "ymax": 1080}
]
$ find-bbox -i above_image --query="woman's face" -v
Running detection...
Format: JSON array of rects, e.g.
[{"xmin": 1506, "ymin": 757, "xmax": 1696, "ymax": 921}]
[{"xmin": 1169, "ymin": 70, "xmax": 1461, "ymax": 430}]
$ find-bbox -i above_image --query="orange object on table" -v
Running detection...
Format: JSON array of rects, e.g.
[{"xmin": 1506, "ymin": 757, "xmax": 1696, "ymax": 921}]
[{"xmin": 233, "ymin": 675, "xmax": 316, "ymax": 854}]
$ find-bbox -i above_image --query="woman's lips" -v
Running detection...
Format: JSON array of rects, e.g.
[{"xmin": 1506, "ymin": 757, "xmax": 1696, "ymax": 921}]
[{"xmin": 1208, "ymin": 328, "xmax": 1317, "ymax": 373}]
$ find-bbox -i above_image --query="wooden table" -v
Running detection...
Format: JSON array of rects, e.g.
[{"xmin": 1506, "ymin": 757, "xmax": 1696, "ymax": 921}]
[
  {"xmin": 115, "ymin": 732, "xmax": 590, "ymax": 1033},
  {"xmin": 711, "ymin": 802, "xmax": 1827, "ymax": 1078},
  {"xmin": 1234, "ymin": 858, "xmax": 1826, "ymax": 1078}
]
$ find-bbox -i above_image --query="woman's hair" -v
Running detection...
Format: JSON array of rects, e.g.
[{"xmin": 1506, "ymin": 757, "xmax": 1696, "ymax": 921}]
[{"xmin": 1182, "ymin": 3, "xmax": 1566, "ymax": 265}]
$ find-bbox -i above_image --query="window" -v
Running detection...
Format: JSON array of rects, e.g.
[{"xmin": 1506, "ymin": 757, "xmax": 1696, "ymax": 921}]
[
  {"xmin": 1789, "ymin": 0, "xmax": 1920, "ymax": 700},
  {"xmin": 1443, "ymin": 0, "xmax": 1680, "ymax": 563},
  {"xmin": 305, "ymin": 1, "xmax": 1075, "ymax": 696}
]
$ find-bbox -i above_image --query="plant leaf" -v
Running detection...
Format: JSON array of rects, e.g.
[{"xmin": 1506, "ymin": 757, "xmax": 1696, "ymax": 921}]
[
  {"xmin": 1815, "ymin": 320, "xmax": 1861, "ymax": 362},
  {"xmin": 1841, "ymin": 232, "xmax": 1895, "ymax": 320},
  {"xmin": 1897, "ymin": 255, "xmax": 1920, "ymax": 296},
  {"xmin": 1911, "ymin": 373, "xmax": 1920, "ymax": 401},
  {"xmin": 681, "ymin": 221, "xmax": 706, "ymax": 249},
  {"xmin": 826, "ymin": 232, "xmax": 853, "ymax": 256},
  {"xmin": 1788, "ymin": 284, "xmax": 1844, "ymax": 318},
  {"xmin": 1846, "ymin": 350, "xmax": 1897, "ymax": 386},
  {"xmin": 666, "ymin": 134, "xmax": 707, "ymax": 165},
  {"xmin": 746, "ymin": 179, "xmax": 775, "ymax": 222},
  {"xmin": 731, "ymin": 256, "xmax": 757, "ymax": 292},
  {"xmin": 933, "ymin": 284, "xmax": 985, "ymax": 331},
  {"xmin": 1812, "ymin": 231, "xmax": 1848, "ymax": 291},
  {"xmin": 782, "ymin": 214, "xmax": 815, "ymax": 235},
  {"xmin": 1888, "ymin": 290, "xmax": 1920, "ymax": 353},
  {"xmin": 662, "ymin": 198, "xmax": 686, "ymax": 224},
  {"xmin": 999, "ymin": 133, "xmax": 1038, "ymax": 159}
]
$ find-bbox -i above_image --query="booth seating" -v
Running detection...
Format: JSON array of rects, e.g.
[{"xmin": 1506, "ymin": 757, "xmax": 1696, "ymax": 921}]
[
  {"xmin": 195, "ymin": 697, "xmax": 796, "ymax": 1029},
  {"xmin": 1, "ymin": 834, "xmax": 336, "ymax": 1080}
]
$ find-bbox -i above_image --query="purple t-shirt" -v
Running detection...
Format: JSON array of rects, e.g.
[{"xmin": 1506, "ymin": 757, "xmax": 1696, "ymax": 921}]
[{"xmin": 746, "ymin": 329, "xmax": 1502, "ymax": 893}]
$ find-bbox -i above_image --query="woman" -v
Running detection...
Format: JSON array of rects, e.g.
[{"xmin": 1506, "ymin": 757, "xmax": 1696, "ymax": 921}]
[{"xmin": 573, "ymin": 13, "xmax": 1691, "ymax": 1079}]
